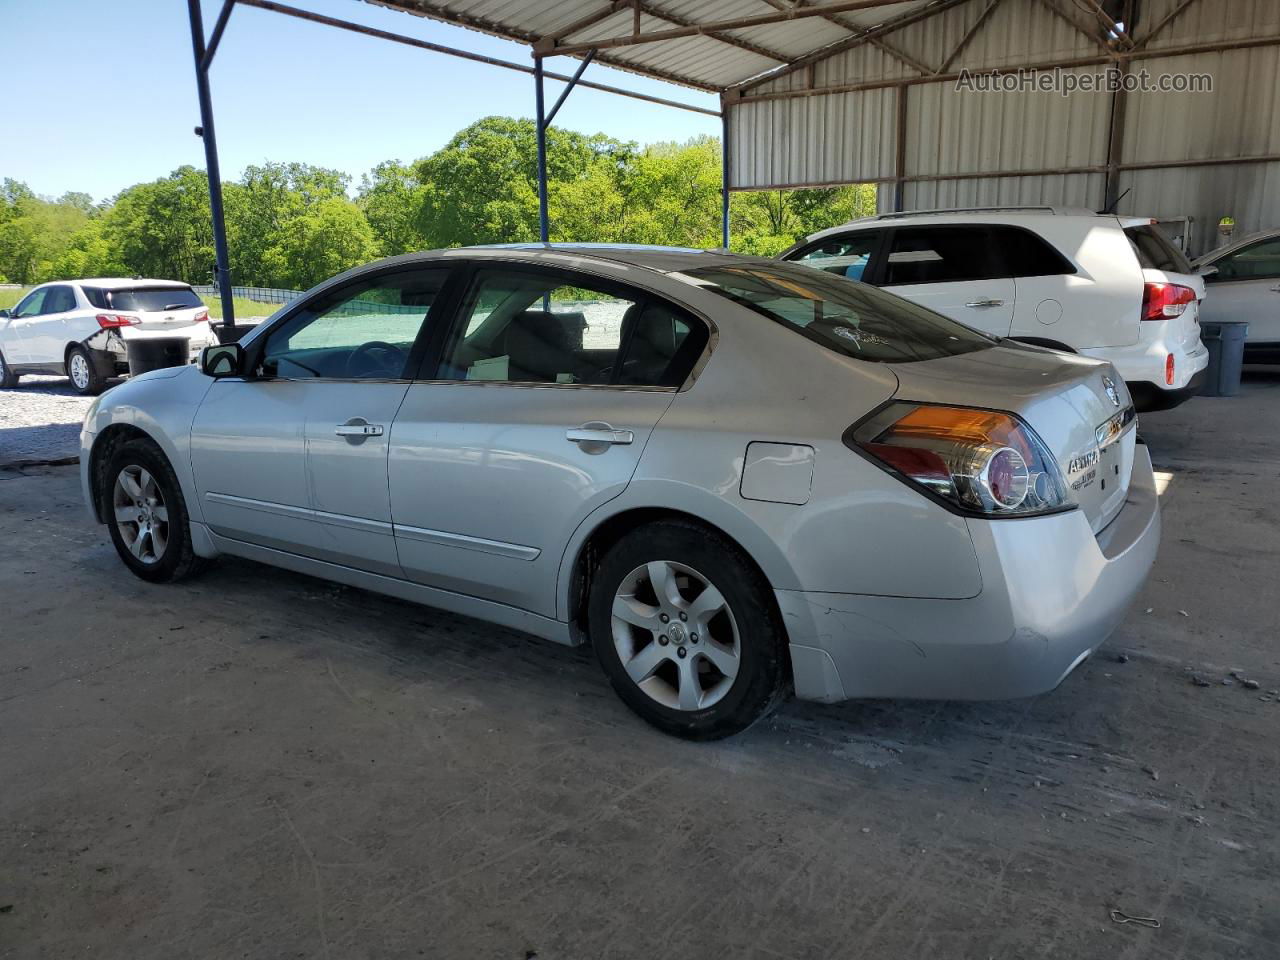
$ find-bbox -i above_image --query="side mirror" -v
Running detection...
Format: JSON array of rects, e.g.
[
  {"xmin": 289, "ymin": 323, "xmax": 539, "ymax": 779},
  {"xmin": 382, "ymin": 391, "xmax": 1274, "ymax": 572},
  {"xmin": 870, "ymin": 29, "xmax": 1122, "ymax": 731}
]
[
  {"xmin": 0, "ymin": 308, "xmax": 10, "ymax": 319},
  {"xmin": 1196, "ymin": 263, "xmax": 1219, "ymax": 279},
  {"xmin": 201, "ymin": 342, "xmax": 245, "ymax": 378}
]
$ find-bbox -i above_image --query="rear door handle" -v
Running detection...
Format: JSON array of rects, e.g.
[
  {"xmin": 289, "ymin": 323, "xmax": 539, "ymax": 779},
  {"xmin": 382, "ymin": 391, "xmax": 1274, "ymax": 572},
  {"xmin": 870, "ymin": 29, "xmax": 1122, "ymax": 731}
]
[
  {"xmin": 335, "ymin": 418, "xmax": 384, "ymax": 439},
  {"xmin": 965, "ymin": 298, "xmax": 1005, "ymax": 308},
  {"xmin": 566, "ymin": 426, "xmax": 634, "ymax": 445}
]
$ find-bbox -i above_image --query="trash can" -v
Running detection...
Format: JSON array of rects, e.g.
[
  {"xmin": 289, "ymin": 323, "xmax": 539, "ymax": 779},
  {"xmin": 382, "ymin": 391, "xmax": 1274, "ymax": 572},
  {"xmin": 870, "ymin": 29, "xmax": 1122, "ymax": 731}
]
[
  {"xmin": 1198, "ymin": 320, "xmax": 1250, "ymax": 397},
  {"xmin": 126, "ymin": 337, "xmax": 189, "ymax": 377}
]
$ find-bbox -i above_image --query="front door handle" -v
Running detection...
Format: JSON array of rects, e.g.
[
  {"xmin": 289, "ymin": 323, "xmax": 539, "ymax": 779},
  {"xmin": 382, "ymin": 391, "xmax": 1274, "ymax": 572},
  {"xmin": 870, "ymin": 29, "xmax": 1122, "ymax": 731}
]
[
  {"xmin": 335, "ymin": 417, "xmax": 385, "ymax": 441},
  {"xmin": 566, "ymin": 426, "xmax": 634, "ymax": 446},
  {"xmin": 965, "ymin": 298, "xmax": 1005, "ymax": 308}
]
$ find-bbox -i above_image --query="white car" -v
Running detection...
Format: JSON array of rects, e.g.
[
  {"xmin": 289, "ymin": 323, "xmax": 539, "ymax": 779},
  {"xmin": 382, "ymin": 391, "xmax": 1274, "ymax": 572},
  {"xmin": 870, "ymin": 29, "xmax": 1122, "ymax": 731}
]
[
  {"xmin": 783, "ymin": 208, "xmax": 1210, "ymax": 410},
  {"xmin": 1193, "ymin": 230, "xmax": 1280, "ymax": 363},
  {"xmin": 0, "ymin": 278, "xmax": 215, "ymax": 395}
]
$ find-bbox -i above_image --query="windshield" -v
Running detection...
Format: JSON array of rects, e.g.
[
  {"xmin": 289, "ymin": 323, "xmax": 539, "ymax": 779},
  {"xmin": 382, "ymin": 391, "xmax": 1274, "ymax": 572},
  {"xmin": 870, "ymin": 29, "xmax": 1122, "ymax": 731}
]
[
  {"xmin": 99, "ymin": 286, "xmax": 203, "ymax": 312},
  {"xmin": 681, "ymin": 262, "xmax": 995, "ymax": 363}
]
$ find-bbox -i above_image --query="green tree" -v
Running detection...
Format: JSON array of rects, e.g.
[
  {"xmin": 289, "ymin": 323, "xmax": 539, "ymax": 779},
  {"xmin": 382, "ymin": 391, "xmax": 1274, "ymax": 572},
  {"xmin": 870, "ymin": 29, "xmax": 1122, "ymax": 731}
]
[
  {"xmin": 358, "ymin": 160, "xmax": 431, "ymax": 256},
  {"xmin": 260, "ymin": 195, "xmax": 377, "ymax": 290}
]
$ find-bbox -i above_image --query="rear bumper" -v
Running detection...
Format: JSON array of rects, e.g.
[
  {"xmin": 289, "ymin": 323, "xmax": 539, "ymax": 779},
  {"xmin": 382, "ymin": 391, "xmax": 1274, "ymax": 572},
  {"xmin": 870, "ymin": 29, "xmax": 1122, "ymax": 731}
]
[
  {"xmin": 1128, "ymin": 368, "xmax": 1207, "ymax": 411},
  {"xmin": 1079, "ymin": 335, "xmax": 1208, "ymax": 409},
  {"xmin": 783, "ymin": 444, "xmax": 1161, "ymax": 703}
]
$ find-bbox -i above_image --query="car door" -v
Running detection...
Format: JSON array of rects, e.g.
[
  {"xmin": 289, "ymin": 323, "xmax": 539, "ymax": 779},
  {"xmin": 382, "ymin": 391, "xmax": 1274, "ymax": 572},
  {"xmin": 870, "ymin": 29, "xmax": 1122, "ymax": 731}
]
[
  {"xmin": 191, "ymin": 266, "xmax": 454, "ymax": 575},
  {"xmin": 1201, "ymin": 236, "xmax": 1280, "ymax": 345},
  {"xmin": 879, "ymin": 225, "xmax": 1016, "ymax": 336},
  {"xmin": 388, "ymin": 261, "xmax": 708, "ymax": 617},
  {"xmin": 3, "ymin": 287, "xmax": 49, "ymax": 364},
  {"xmin": 785, "ymin": 230, "xmax": 884, "ymax": 282},
  {"xmin": 32, "ymin": 285, "xmax": 78, "ymax": 364}
]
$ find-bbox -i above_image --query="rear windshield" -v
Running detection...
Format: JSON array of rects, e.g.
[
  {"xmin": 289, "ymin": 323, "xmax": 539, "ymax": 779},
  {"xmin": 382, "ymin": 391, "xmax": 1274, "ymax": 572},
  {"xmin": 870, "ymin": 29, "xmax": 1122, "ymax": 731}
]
[
  {"xmin": 1125, "ymin": 225, "xmax": 1192, "ymax": 273},
  {"xmin": 84, "ymin": 286, "xmax": 202, "ymax": 312},
  {"xmin": 681, "ymin": 262, "xmax": 995, "ymax": 364}
]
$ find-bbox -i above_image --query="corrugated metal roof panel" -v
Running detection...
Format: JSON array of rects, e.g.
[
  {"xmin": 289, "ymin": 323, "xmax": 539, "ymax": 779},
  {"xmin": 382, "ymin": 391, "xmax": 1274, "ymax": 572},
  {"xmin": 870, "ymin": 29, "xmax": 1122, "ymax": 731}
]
[{"xmin": 1137, "ymin": 0, "xmax": 1280, "ymax": 50}]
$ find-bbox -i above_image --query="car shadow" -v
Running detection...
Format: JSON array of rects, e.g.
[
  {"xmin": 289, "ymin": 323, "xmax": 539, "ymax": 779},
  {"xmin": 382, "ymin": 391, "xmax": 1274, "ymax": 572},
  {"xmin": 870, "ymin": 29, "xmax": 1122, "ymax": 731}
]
[{"xmin": 0, "ymin": 376, "xmax": 122, "ymax": 465}]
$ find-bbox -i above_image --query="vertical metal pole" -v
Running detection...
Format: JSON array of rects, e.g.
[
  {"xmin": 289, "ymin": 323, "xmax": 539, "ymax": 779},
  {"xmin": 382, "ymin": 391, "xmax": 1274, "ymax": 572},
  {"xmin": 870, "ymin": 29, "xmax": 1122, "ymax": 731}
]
[
  {"xmin": 187, "ymin": 0, "xmax": 235, "ymax": 330},
  {"xmin": 720, "ymin": 108, "xmax": 731, "ymax": 249},
  {"xmin": 534, "ymin": 56, "xmax": 550, "ymax": 244},
  {"xmin": 893, "ymin": 84, "xmax": 908, "ymax": 213}
]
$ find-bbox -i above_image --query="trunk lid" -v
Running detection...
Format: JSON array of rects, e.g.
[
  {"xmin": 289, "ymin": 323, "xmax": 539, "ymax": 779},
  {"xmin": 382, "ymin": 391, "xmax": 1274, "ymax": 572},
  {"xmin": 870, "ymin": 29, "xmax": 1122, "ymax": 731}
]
[{"xmin": 889, "ymin": 343, "xmax": 1137, "ymax": 533}]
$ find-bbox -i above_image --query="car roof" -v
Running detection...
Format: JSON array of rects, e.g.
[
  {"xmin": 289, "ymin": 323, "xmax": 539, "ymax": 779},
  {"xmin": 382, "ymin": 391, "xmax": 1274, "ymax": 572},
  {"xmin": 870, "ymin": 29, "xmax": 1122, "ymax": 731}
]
[
  {"xmin": 372, "ymin": 244, "xmax": 766, "ymax": 277},
  {"xmin": 73, "ymin": 278, "xmax": 193, "ymax": 289},
  {"xmin": 800, "ymin": 209, "xmax": 1131, "ymax": 244},
  {"xmin": 1195, "ymin": 229, "xmax": 1280, "ymax": 264}
]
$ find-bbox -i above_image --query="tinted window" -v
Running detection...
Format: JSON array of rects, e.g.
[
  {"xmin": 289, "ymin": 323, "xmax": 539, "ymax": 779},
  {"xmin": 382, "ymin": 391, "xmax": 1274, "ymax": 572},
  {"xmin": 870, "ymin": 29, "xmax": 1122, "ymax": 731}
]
[
  {"xmin": 82, "ymin": 287, "xmax": 109, "ymax": 309},
  {"xmin": 13, "ymin": 288, "xmax": 47, "ymax": 318},
  {"xmin": 104, "ymin": 286, "xmax": 203, "ymax": 312},
  {"xmin": 263, "ymin": 269, "xmax": 448, "ymax": 379},
  {"xmin": 44, "ymin": 286, "xmax": 77, "ymax": 313},
  {"xmin": 990, "ymin": 226, "xmax": 1075, "ymax": 277},
  {"xmin": 883, "ymin": 227, "xmax": 1000, "ymax": 285},
  {"xmin": 683, "ymin": 262, "xmax": 995, "ymax": 364},
  {"xmin": 1125, "ymin": 225, "xmax": 1192, "ymax": 273},
  {"xmin": 791, "ymin": 232, "xmax": 880, "ymax": 281},
  {"xmin": 436, "ymin": 268, "xmax": 704, "ymax": 388},
  {"xmin": 1209, "ymin": 237, "xmax": 1280, "ymax": 282}
]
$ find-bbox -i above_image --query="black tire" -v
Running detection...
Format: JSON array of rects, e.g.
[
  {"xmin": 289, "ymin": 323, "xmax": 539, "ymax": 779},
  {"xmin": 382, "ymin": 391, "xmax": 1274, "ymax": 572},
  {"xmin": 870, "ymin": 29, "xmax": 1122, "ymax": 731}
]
[
  {"xmin": 0, "ymin": 349, "xmax": 19, "ymax": 388},
  {"xmin": 67, "ymin": 344, "xmax": 106, "ymax": 396},
  {"xmin": 102, "ymin": 437, "xmax": 207, "ymax": 583},
  {"xmin": 588, "ymin": 520, "xmax": 790, "ymax": 740}
]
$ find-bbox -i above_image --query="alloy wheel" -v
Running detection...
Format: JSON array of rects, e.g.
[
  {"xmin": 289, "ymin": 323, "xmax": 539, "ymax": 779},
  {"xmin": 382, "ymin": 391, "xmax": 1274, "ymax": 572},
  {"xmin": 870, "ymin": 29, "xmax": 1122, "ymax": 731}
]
[
  {"xmin": 611, "ymin": 560, "xmax": 741, "ymax": 711},
  {"xmin": 112, "ymin": 464, "xmax": 169, "ymax": 564},
  {"xmin": 70, "ymin": 353, "xmax": 90, "ymax": 390}
]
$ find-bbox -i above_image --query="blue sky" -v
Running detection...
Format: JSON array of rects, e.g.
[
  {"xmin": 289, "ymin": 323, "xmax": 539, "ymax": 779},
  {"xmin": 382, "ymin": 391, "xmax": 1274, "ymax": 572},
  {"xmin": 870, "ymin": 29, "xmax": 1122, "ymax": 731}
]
[{"xmin": 1, "ymin": 0, "xmax": 720, "ymax": 203}]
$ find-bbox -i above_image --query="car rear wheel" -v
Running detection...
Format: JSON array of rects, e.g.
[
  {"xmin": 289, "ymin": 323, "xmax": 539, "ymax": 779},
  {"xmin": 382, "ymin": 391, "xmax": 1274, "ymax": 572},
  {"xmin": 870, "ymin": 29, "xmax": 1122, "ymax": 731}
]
[
  {"xmin": 588, "ymin": 520, "xmax": 790, "ymax": 740},
  {"xmin": 0, "ymin": 350, "xmax": 19, "ymax": 388},
  {"xmin": 102, "ymin": 438, "xmax": 206, "ymax": 583},
  {"xmin": 67, "ymin": 345, "xmax": 105, "ymax": 396}
]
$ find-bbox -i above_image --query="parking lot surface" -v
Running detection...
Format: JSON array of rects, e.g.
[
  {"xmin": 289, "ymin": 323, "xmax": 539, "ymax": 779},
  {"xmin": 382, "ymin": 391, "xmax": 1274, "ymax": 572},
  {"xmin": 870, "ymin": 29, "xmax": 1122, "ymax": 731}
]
[{"xmin": 2, "ymin": 372, "xmax": 1278, "ymax": 958}]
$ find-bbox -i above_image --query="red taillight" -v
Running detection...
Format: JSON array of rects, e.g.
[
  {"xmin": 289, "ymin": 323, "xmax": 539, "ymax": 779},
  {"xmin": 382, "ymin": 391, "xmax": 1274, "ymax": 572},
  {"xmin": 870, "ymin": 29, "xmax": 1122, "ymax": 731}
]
[
  {"xmin": 96, "ymin": 314, "xmax": 139, "ymax": 329},
  {"xmin": 194, "ymin": 309, "xmax": 209, "ymax": 323},
  {"xmin": 1165, "ymin": 353, "xmax": 1175, "ymax": 385},
  {"xmin": 1142, "ymin": 282, "xmax": 1196, "ymax": 322}
]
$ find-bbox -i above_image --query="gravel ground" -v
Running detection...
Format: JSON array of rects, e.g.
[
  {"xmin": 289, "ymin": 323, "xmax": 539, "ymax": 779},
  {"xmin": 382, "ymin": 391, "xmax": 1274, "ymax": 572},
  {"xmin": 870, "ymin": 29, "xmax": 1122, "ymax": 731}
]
[{"xmin": 0, "ymin": 374, "xmax": 108, "ymax": 466}]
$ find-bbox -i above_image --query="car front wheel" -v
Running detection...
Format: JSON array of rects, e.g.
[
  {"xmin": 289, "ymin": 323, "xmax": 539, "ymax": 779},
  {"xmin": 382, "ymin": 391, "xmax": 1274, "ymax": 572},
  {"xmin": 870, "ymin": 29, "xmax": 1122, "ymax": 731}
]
[
  {"xmin": 102, "ymin": 437, "xmax": 206, "ymax": 583},
  {"xmin": 588, "ymin": 520, "xmax": 790, "ymax": 740},
  {"xmin": 0, "ymin": 350, "xmax": 19, "ymax": 388}
]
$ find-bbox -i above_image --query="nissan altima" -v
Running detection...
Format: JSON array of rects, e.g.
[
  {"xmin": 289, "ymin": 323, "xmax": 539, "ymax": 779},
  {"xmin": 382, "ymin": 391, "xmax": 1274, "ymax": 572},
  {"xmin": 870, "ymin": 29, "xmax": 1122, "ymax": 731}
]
[{"xmin": 80, "ymin": 246, "xmax": 1160, "ymax": 739}]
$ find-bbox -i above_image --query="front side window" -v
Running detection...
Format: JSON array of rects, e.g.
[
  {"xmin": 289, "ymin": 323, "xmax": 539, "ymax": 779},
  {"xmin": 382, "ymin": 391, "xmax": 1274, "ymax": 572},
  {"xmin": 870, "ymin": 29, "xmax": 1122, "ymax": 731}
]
[
  {"xmin": 1209, "ymin": 237, "xmax": 1280, "ymax": 282},
  {"xmin": 682, "ymin": 262, "xmax": 995, "ymax": 364},
  {"xmin": 791, "ymin": 232, "xmax": 880, "ymax": 282},
  {"xmin": 883, "ymin": 226, "xmax": 1001, "ymax": 286},
  {"xmin": 13, "ymin": 289, "xmax": 47, "ymax": 318},
  {"xmin": 262, "ymin": 268, "xmax": 449, "ymax": 379},
  {"xmin": 435, "ymin": 268, "xmax": 703, "ymax": 388}
]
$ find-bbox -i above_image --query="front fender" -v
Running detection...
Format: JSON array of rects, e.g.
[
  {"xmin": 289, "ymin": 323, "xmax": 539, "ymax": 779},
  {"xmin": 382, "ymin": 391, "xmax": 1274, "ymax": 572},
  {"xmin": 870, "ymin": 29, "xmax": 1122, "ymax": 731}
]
[{"xmin": 84, "ymin": 365, "xmax": 214, "ymax": 524}]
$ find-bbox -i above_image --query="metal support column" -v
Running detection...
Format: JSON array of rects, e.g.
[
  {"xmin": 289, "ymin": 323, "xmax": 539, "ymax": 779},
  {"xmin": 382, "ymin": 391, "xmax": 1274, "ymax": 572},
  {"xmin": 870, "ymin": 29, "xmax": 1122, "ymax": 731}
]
[
  {"xmin": 721, "ymin": 107, "xmax": 731, "ymax": 249},
  {"xmin": 187, "ymin": 0, "xmax": 236, "ymax": 331},
  {"xmin": 534, "ymin": 56, "xmax": 550, "ymax": 244}
]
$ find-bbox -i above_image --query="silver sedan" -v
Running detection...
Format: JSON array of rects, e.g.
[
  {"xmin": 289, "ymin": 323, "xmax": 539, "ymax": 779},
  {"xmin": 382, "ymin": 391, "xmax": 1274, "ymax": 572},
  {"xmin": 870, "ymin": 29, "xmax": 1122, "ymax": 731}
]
[{"xmin": 80, "ymin": 246, "xmax": 1160, "ymax": 739}]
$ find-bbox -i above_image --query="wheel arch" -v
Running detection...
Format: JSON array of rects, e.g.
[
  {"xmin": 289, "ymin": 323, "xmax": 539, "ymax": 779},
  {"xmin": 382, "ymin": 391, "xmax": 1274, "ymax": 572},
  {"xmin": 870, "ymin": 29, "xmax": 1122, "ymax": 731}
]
[
  {"xmin": 88, "ymin": 424, "xmax": 156, "ymax": 522},
  {"xmin": 558, "ymin": 498, "xmax": 796, "ymax": 647}
]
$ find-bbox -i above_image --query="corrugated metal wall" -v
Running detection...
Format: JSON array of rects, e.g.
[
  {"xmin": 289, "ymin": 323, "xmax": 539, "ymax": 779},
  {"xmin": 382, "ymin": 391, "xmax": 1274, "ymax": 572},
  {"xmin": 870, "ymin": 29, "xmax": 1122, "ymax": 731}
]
[{"xmin": 728, "ymin": 0, "xmax": 1280, "ymax": 255}]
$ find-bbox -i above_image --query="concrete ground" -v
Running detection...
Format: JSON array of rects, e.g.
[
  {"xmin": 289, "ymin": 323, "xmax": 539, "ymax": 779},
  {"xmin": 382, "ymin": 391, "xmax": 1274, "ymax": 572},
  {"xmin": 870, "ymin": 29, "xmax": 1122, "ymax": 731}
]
[{"xmin": 1, "ymin": 372, "xmax": 1278, "ymax": 959}]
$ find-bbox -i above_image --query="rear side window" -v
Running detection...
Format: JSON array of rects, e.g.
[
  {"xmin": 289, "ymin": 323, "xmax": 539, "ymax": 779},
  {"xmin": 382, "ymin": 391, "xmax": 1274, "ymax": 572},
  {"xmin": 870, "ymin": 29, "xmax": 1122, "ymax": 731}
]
[
  {"xmin": 882, "ymin": 225, "xmax": 1073, "ymax": 285},
  {"xmin": 683, "ymin": 262, "xmax": 995, "ymax": 364},
  {"xmin": 1125, "ymin": 225, "xmax": 1192, "ymax": 273},
  {"xmin": 103, "ymin": 286, "xmax": 203, "ymax": 312},
  {"xmin": 82, "ymin": 287, "xmax": 109, "ymax": 309},
  {"xmin": 790, "ymin": 232, "xmax": 880, "ymax": 282},
  {"xmin": 435, "ymin": 267, "xmax": 706, "ymax": 388},
  {"xmin": 883, "ymin": 226, "xmax": 1000, "ymax": 285},
  {"xmin": 43, "ymin": 286, "xmax": 77, "ymax": 313}
]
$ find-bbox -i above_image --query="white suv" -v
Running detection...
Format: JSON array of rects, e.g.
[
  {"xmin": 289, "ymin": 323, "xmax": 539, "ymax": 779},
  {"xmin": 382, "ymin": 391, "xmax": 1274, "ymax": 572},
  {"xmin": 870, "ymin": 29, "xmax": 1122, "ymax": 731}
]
[
  {"xmin": 0, "ymin": 278, "xmax": 215, "ymax": 395},
  {"xmin": 783, "ymin": 208, "xmax": 1210, "ymax": 410}
]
